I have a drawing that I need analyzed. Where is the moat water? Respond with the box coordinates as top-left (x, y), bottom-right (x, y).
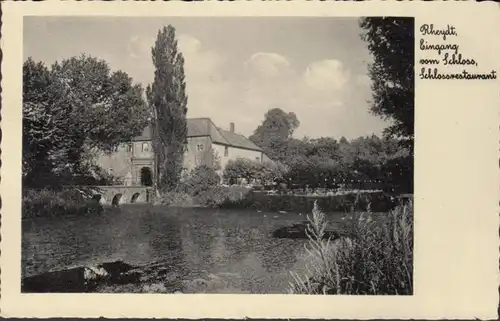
top-left (22, 205), bottom-right (351, 293)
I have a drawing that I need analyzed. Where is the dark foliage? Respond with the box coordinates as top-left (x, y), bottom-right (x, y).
top-left (23, 56), bottom-right (148, 188)
top-left (147, 25), bottom-right (188, 192)
top-left (359, 17), bottom-right (414, 150)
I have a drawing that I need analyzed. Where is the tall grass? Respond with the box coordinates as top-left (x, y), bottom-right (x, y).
top-left (289, 200), bottom-right (413, 295)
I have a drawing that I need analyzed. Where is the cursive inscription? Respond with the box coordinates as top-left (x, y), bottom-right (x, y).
top-left (418, 24), bottom-right (497, 80)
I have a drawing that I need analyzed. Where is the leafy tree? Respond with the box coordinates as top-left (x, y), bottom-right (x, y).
top-left (308, 137), bottom-right (340, 160)
top-left (249, 108), bottom-right (300, 162)
top-left (23, 56), bottom-right (149, 188)
top-left (23, 58), bottom-right (59, 185)
top-left (223, 158), bottom-right (286, 185)
top-left (223, 158), bottom-right (259, 184)
top-left (258, 160), bottom-right (288, 184)
top-left (181, 165), bottom-right (220, 196)
top-left (358, 17), bottom-right (414, 193)
top-left (147, 25), bottom-right (188, 192)
top-left (359, 17), bottom-right (414, 150)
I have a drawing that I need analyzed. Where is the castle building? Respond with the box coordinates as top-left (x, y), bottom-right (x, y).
top-left (94, 118), bottom-right (268, 186)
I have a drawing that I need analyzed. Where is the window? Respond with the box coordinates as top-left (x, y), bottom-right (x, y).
top-left (224, 146), bottom-right (229, 157)
top-left (255, 156), bottom-right (260, 162)
top-left (142, 142), bottom-right (149, 152)
top-left (127, 144), bottom-right (133, 152)
top-left (197, 144), bottom-right (204, 151)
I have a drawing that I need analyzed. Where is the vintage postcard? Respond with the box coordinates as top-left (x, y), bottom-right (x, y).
top-left (1, 0), bottom-right (498, 319)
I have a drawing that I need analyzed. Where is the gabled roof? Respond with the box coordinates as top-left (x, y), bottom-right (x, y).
top-left (217, 128), bottom-right (263, 152)
top-left (132, 118), bottom-right (263, 152)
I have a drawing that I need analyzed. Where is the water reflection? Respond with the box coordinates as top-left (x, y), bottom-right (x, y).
top-left (22, 205), bottom-right (323, 293)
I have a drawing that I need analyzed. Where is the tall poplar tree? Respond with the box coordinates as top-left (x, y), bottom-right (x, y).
top-left (147, 25), bottom-right (188, 192)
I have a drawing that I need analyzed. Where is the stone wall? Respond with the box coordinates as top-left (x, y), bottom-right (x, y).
top-left (183, 136), bottom-right (213, 172)
top-left (94, 144), bottom-right (134, 185)
top-left (133, 141), bottom-right (154, 159)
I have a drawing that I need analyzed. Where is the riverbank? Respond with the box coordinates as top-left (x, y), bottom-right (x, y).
top-left (158, 185), bottom-right (403, 213)
top-left (23, 185), bottom-right (405, 219)
top-left (22, 259), bottom-right (266, 293)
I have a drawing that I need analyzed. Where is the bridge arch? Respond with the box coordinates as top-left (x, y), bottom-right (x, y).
top-left (89, 186), bottom-right (152, 205)
top-left (112, 193), bottom-right (123, 206)
top-left (130, 193), bottom-right (140, 203)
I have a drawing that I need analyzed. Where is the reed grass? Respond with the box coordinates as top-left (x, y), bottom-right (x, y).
top-left (289, 199), bottom-right (413, 295)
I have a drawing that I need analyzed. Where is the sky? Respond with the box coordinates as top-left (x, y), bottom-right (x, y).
top-left (24, 16), bottom-right (389, 139)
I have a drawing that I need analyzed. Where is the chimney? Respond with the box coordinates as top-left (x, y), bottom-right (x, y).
top-left (230, 122), bottom-right (235, 133)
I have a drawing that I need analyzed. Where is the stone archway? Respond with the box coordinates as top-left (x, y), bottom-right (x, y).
top-left (130, 193), bottom-right (140, 203)
top-left (112, 194), bottom-right (123, 206)
top-left (140, 167), bottom-right (153, 187)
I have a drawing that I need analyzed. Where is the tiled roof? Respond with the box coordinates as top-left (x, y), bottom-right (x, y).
top-left (132, 118), bottom-right (263, 152)
top-left (217, 129), bottom-right (263, 152)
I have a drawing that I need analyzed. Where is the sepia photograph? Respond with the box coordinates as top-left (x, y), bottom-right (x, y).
top-left (1, 0), bottom-right (498, 318)
top-left (20, 16), bottom-right (415, 295)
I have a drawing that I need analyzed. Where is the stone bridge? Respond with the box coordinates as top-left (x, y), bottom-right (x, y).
top-left (88, 186), bottom-right (155, 205)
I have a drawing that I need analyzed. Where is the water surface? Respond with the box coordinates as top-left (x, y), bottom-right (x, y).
top-left (22, 205), bottom-right (350, 293)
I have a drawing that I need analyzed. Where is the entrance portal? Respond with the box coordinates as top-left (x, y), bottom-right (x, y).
top-left (140, 167), bottom-right (153, 186)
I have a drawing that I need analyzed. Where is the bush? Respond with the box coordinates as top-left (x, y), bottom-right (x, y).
top-left (216, 191), bottom-right (395, 213)
top-left (180, 165), bottom-right (219, 196)
top-left (155, 191), bottom-right (194, 207)
top-left (194, 185), bottom-right (251, 208)
top-left (22, 188), bottom-right (103, 219)
top-left (289, 200), bottom-right (413, 295)
top-left (193, 185), bottom-right (227, 207)
top-left (223, 158), bottom-right (287, 185)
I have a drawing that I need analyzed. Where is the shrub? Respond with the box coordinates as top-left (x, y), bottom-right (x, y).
top-left (223, 158), bottom-right (287, 185)
top-left (180, 165), bottom-right (220, 196)
top-left (194, 185), bottom-right (252, 208)
top-left (22, 188), bottom-right (103, 219)
top-left (289, 200), bottom-right (413, 295)
top-left (194, 185), bottom-right (227, 207)
top-left (155, 191), bottom-right (194, 207)
top-left (216, 191), bottom-right (394, 213)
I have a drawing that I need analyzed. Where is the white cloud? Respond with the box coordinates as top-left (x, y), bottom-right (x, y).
top-left (178, 35), bottom-right (221, 77)
top-left (177, 34), bottom-right (225, 82)
top-left (303, 59), bottom-right (349, 91)
top-left (244, 52), bottom-right (293, 78)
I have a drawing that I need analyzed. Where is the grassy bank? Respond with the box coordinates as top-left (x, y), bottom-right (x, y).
top-left (289, 200), bottom-right (413, 295)
top-left (158, 185), bottom-right (401, 213)
top-left (23, 189), bottom-right (103, 219)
